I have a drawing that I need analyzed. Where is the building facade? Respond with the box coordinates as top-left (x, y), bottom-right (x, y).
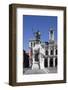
top-left (29, 28), bottom-right (57, 69)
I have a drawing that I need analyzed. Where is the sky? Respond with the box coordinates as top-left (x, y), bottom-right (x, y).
top-left (23, 15), bottom-right (57, 52)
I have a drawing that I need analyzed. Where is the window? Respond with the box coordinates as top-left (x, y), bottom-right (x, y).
top-left (56, 49), bottom-right (57, 55)
top-left (46, 50), bottom-right (48, 55)
top-left (50, 50), bottom-right (53, 55)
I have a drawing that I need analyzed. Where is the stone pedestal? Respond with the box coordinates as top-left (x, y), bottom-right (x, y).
top-left (32, 63), bottom-right (40, 69)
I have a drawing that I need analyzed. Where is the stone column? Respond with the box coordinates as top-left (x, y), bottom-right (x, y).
top-left (48, 57), bottom-right (50, 67)
top-left (53, 46), bottom-right (56, 67)
top-left (53, 58), bottom-right (55, 67)
top-left (32, 49), bottom-right (35, 69)
top-left (54, 46), bottom-right (56, 56)
top-left (48, 46), bottom-right (50, 68)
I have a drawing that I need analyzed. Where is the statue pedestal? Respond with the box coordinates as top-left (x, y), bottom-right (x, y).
top-left (32, 63), bottom-right (40, 69)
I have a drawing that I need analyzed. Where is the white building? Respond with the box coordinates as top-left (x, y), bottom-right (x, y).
top-left (29, 28), bottom-right (57, 69)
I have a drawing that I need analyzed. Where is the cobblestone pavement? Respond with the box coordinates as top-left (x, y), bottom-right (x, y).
top-left (23, 67), bottom-right (57, 75)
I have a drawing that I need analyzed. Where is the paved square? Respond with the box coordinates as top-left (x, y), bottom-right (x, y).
top-left (23, 67), bottom-right (57, 75)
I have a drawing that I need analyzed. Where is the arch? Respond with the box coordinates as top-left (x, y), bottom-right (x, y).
top-left (55, 57), bottom-right (57, 67)
top-left (56, 49), bottom-right (57, 55)
top-left (34, 49), bottom-right (39, 62)
top-left (44, 58), bottom-right (48, 67)
top-left (50, 58), bottom-right (53, 67)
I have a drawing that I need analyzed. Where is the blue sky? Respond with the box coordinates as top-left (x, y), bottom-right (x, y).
top-left (23, 15), bottom-right (57, 52)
